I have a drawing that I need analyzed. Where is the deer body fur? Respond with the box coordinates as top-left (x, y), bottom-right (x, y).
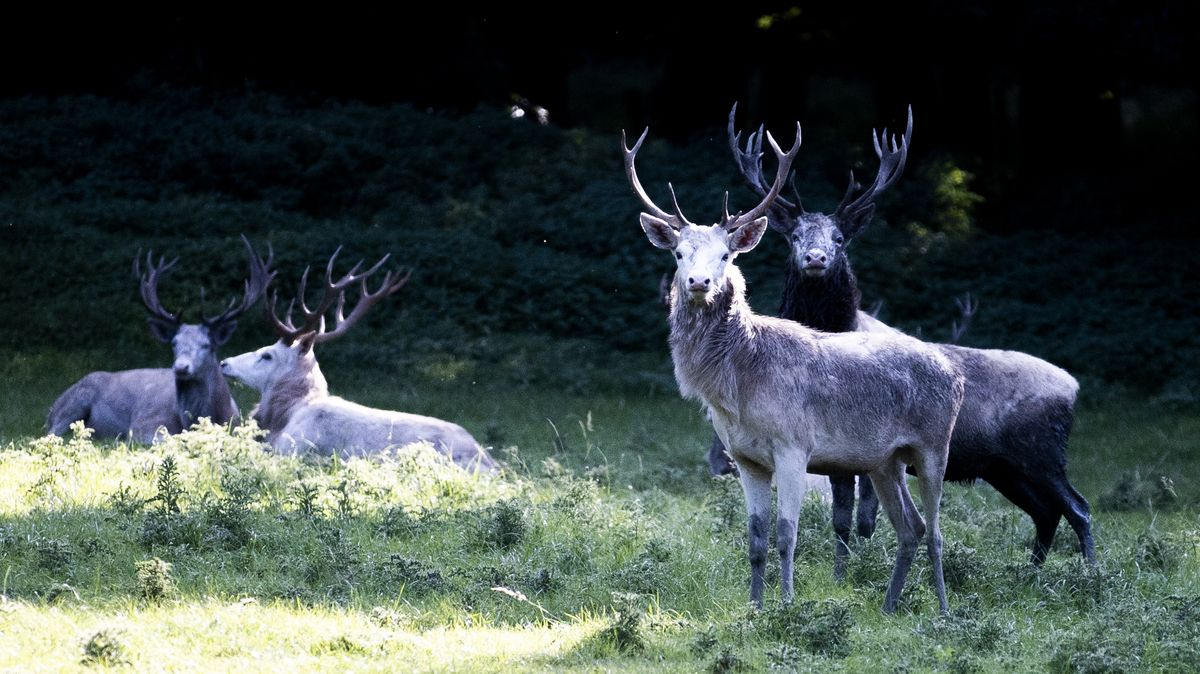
top-left (625, 124), bottom-right (964, 613)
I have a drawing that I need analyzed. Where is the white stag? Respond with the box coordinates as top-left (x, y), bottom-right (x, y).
top-left (46, 237), bottom-right (273, 443)
top-left (220, 249), bottom-right (495, 472)
top-left (624, 124), bottom-right (965, 613)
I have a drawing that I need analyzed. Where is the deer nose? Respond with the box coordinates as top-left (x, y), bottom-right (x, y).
top-left (173, 359), bottom-right (193, 377)
top-left (803, 249), bottom-right (828, 267)
top-left (687, 276), bottom-right (711, 292)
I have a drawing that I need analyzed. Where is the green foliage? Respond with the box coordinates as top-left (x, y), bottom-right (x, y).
top-left (1099, 470), bottom-right (1178, 512)
top-left (134, 557), bottom-right (175, 602)
top-left (80, 628), bottom-right (130, 667)
top-left (0, 85), bottom-right (1192, 402)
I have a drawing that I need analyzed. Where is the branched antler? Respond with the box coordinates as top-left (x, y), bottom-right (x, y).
top-left (728, 102), bottom-right (801, 216)
top-left (835, 105), bottom-right (913, 235)
top-left (134, 251), bottom-right (182, 325)
top-left (202, 235), bottom-right (276, 327)
top-left (269, 247), bottom-right (411, 346)
top-left (950, 292), bottom-right (979, 344)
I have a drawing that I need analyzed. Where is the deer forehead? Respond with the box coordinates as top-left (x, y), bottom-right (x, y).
top-left (793, 214), bottom-right (842, 242)
top-left (173, 324), bottom-right (213, 351)
top-left (676, 225), bottom-right (732, 254)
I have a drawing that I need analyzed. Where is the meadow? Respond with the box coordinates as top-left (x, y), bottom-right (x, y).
top-left (1, 85), bottom-right (1197, 672)
top-left (1, 349), bottom-right (1198, 673)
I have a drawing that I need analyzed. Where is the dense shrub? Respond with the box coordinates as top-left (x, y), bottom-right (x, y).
top-left (0, 82), bottom-right (1194, 393)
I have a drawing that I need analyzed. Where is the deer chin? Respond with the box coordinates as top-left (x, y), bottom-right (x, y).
top-left (801, 265), bottom-right (828, 278)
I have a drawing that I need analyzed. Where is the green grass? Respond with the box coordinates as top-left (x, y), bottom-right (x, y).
top-left (2, 349), bottom-right (1198, 672)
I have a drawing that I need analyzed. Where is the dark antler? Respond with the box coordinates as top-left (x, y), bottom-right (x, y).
top-left (622, 128), bottom-right (697, 230)
top-left (720, 121), bottom-right (802, 231)
top-left (728, 102), bottom-right (802, 216)
top-left (949, 292), bottom-right (978, 344)
top-left (202, 235), bottom-right (276, 326)
top-left (134, 251), bottom-right (182, 325)
top-left (835, 105), bottom-right (913, 235)
top-left (268, 247), bottom-right (410, 346)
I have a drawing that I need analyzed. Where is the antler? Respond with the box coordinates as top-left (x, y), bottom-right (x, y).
top-left (622, 128), bottom-right (698, 230)
top-left (202, 235), bottom-right (276, 326)
top-left (728, 102), bottom-right (802, 216)
top-left (835, 105), bottom-right (913, 232)
top-left (720, 120), bottom-right (802, 231)
top-left (268, 247), bottom-right (411, 346)
top-left (134, 251), bottom-right (182, 325)
top-left (949, 292), bottom-right (979, 344)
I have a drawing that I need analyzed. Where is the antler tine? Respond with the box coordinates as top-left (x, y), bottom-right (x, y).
top-left (203, 235), bottom-right (277, 326)
top-left (622, 128), bottom-right (687, 230)
top-left (949, 291), bottom-right (979, 344)
top-left (725, 122), bottom-right (802, 231)
top-left (266, 291), bottom-right (309, 345)
top-left (135, 249), bottom-right (182, 324)
top-left (312, 255), bottom-right (410, 345)
top-left (727, 103), bottom-right (798, 214)
top-left (666, 183), bottom-right (697, 227)
top-left (837, 105), bottom-right (914, 220)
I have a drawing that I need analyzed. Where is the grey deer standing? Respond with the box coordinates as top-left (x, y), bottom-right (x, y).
top-left (47, 237), bottom-right (274, 443)
top-left (219, 248), bottom-right (496, 472)
top-left (725, 105), bottom-right (1094, 570)
top-left (624, 123), bottom-right (965, 613)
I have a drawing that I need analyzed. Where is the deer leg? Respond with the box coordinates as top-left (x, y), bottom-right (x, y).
top-left (986, 472), bottom-right (1059, 565)
top-left (738, 460), bottom-right (774, 608)
top-left (912, 453), bottom-right (949, 615)
top-left (830, 475), bottom-right (856, 581)
top-left (869, 461), bottom-right (924, 614)
top-left (774, 453), bottom-right (808, 604)
top-left (708, 431), bottom-right (738, 476)
top-left (856, 474), bottom-right (880, 539)
top-left (1048, 474), bottom-right (1095, 563)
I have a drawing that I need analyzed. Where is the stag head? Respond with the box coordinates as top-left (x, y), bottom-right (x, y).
top-left (220, 247), bottom-right (410, 393)
top-left (729, 104), bottom-right (912, 278)
top-left (624, 121), bottom-right (801, 304)
top-left (134, 236), bottom-right (274, 380)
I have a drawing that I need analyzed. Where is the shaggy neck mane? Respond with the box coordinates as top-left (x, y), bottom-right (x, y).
top-left (778, 254), bottom-right (861, 333)
top-left (252, 355), bottom-right (328, 436)
top-left (668, 266), bottom-right (763, 416)
top-left (175, 363), bottom-right (234, 427)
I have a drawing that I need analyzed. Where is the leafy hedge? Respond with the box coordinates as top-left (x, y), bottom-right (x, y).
top-left (0, 81), bottom-right (1194, 395)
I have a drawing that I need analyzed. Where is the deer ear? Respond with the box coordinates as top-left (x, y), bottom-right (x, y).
top-left (209, 320), bottom-right (237, 346)
top-left (766, 213), bottom-right (796, 236)
top-left (842, 204), bottom-right (876, 238)
top-left (296, 331), bottom-right (318, 355)
top-left (729, 217), bottom-right (769, 253)
top-left (147, 318), bottom-right (178, 343)
top-left (640, 213), bottom-right (680, 250)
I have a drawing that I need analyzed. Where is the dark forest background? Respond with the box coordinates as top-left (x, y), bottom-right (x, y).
top-left (0, 2), bottom-right (1196, 405)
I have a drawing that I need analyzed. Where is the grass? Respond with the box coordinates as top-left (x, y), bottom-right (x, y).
top-left (1, 347), bottom-right (1198, 672)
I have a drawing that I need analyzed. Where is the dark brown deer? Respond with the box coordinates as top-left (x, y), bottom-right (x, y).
top-left (722, 106), bottom-right (1093, 573)
top-left (625, 123), bottom-right (964, 613)
top-left (220, 248), bottom-right (496, 472)
top-left (47, 236), bottom-right (274, 443)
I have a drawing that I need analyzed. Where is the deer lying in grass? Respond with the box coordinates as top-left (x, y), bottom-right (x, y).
top-left (722, 106), bottom-right (1093, 572)
top-left (219, 248), bottom-right (496, 472)
top-left (46, 236), bottom-right (273, 443)
top-left (624, 123), bottom-right (964, 612)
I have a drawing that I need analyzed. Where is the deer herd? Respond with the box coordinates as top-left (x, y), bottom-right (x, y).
top-left (45, 105), bottom-right (1092, 615)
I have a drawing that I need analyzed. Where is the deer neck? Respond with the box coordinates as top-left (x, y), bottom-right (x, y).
top-left (778, 256), bottom-right (861, 333)
top-left (252, 355), bottom-right (329, 435)
top-left (667, 265), bottom-right (757, 416)
top-left (174, 358), bottom-right (236, 429)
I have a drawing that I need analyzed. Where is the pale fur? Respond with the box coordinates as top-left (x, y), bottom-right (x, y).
top-left (221, 340), bottom-right (495, 472)
top-left (644, 214), bottom-right (964, 613)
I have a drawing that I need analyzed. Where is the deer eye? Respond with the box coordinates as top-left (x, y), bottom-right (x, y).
top-left (722, 254), bottom-right (729, 261)
top-left (675, 252), bottom-right (682, 260)
top-left (260, 353), bottom-right (273, 361)
top-left (834, 235), bottom-right (844, 245)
